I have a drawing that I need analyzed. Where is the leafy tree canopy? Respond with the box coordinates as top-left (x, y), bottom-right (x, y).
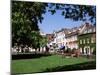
top-left (12, 1), bottom-right (96, 47)
top-left (47, 3), bottom-right (96, 25)
top-left (12, 1), bottom-right (47, 47)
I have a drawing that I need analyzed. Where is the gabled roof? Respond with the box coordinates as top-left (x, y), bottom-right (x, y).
top-left (79, 22), bottom-right (96, 35)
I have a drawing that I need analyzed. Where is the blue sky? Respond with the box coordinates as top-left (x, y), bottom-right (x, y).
top-left (38, 9), bottom-right (90, 34)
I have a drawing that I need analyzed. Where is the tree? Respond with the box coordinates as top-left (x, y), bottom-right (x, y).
top-left (40, 36), bottom-right (48, 47)
top-left (12, 1), bottom-right (96, 47)
top-left (47, 3), bottom-right (96, 25)
top-left (12, 1), bottom-right (47, 47)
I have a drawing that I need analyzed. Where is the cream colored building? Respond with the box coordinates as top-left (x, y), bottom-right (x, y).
top-left (66, 31), bottom-right (79, 49)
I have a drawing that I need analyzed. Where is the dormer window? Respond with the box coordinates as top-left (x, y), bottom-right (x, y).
top-left (88, 29), bottom-right (92, 33)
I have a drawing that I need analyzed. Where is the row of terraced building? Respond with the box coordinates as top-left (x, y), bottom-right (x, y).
top-left (47, 22), bottom-right (96, 55)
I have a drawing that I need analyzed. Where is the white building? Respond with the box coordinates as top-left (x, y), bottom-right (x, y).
top-left (53, 29), bottom-right (70, 48)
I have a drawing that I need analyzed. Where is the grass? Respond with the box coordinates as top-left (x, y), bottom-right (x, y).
top-left (12, 54), bottom-right (96, 74)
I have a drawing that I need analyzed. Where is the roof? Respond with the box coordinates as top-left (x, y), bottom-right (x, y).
top-left (55, 28), bottom-right (71, 33)
top-left (79, 23), bottom-right (96, 35)
top-left (65, 30), bottom-right (79, 38)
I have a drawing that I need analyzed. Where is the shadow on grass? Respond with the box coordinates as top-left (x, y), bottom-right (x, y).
top-left (11, 61), bottom-right (96, 75)
top-left (12, 53), bottom-right (52, 60)
top-left (43, 61), bottom-right (96, 72)
top-left (11, 60), bottom-right (96, 75)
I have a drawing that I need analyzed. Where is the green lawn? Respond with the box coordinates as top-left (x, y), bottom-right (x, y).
top-left (12, 55), bottom-right (96, 74)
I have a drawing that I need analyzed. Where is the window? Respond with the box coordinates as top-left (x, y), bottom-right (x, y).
top-left (87, 39), bottom-right (89, 44)
top-left (91, 47), bottom-right (94, 53)
top-left (88, 29), bottom-right (92, 33)
top-left (83, 39), bottom-right (85, 44)
top-left (80, 40), bottom-right (82, 44)
top-left (91, 37), bottom-right (96, 43)
top-left (91, 38), bottom-right (93, 43)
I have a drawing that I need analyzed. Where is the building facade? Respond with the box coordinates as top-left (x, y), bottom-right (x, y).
top-left (53, 28), bottom-right (71, 48)
top-left (47, 22), bottom-right (96, 55)
top-left (78, 23), bottom-right (96, 55)
top-left (66, 31), bottom-right (79, 50)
